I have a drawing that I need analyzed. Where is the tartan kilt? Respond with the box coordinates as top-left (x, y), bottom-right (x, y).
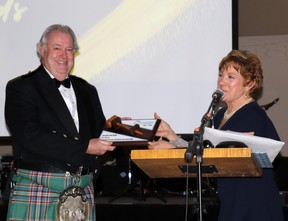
top-left (6, 169), bottom-right (96, 221)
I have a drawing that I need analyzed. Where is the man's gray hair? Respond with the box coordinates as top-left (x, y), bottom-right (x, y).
top-left (36, 24), bottom-right (79, 60)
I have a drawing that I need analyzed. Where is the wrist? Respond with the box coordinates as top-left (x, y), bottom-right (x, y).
top-left (169, 136), bottom-right (188, 148)
top-left (167, 132), bottom-right (178, 141)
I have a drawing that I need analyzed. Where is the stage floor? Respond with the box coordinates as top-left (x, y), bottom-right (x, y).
top-left (95, 194), bottom-right (219, 221)
top-left (1, 194), bottom-right (288, 221)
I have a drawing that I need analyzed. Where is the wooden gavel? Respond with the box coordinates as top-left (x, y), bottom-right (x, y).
top-left (105, 115), bottom-right (143, 136)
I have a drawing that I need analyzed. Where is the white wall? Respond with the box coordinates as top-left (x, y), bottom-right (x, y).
top-left (239, 35), bottom-right (288, 156)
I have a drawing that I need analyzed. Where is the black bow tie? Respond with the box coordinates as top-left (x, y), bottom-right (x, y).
top-left (54, 78), bottom-right (71, 88)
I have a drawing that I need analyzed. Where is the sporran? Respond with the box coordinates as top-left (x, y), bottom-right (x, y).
top-left (56, 167), bottom-right (90, 221)
top-left (57, 186), bottom-right (88, 221)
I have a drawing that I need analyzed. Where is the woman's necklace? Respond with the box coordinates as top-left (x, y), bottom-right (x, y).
top-left (223, 98), bottom-right (254, 120)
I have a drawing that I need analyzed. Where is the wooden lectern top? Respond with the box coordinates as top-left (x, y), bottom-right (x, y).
top-left (131, 148), bottom-right (262, 178)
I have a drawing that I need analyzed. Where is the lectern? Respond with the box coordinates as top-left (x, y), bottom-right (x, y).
top-left (131, 148), bottom-right (262, 178)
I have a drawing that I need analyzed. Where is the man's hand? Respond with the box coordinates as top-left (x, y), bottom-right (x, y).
top-left (86, 138), bottom-right (116, 155)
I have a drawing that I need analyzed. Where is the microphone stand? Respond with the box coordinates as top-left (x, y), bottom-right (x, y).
top-left (184, 98), bottom-right (219, 221)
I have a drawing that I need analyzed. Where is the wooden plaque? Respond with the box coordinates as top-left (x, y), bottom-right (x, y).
top-left (100, 116), bottom-right (161, 146)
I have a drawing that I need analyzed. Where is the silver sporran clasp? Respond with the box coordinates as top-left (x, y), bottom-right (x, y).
top-left (57, 186), bottom-right (88, 221)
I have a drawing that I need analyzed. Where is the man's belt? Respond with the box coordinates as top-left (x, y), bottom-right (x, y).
top-left (15, 160), bottom-right (91, 175)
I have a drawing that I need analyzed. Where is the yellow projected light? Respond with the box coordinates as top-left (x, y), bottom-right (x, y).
top-left (73, 0), bottom-right (194, 80)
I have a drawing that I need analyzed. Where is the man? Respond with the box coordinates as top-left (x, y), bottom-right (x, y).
top-left (5, 24), bottom-right (115, 220)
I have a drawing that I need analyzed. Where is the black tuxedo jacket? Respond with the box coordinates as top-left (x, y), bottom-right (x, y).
top-left (5, 65), bottom-right (106, 170)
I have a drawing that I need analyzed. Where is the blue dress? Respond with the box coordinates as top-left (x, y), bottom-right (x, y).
top-left (213, 101), bottom-right (284, 221)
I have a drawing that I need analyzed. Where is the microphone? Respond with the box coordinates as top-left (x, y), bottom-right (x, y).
top-left (184, 89), bottom-right (224, 163)
top-left (204, 89), bottom-right (224, 122)
top-left (207, 89), bottom-right (224, 114)
top-left (212, 89), bottom-right (224, 103)
top-left (261, 98), bottom-right (279, 110)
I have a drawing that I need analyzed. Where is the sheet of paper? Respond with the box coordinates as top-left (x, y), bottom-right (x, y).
top-left (100, 130), bottom-right (147, 142)
top-left (203, 127), bottom-right (284, 162)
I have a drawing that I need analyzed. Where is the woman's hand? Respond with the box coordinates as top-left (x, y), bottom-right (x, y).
top-left (154, 113), bottom-right (178, 141)
top-left (148, 138), bottom-right (176, 149)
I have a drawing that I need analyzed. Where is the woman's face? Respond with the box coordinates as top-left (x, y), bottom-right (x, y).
top-left (217, 65), bottom-right (250, 104)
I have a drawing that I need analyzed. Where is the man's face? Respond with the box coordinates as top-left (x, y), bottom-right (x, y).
top-left (40, 31), bottom-right (75, 80)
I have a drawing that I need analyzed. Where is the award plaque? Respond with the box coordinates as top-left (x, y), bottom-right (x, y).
top-left (100, 115), bottom-right (161, 146)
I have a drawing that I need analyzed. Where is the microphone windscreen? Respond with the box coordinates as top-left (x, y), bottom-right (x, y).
top-left (212, 89), bottom-right (224, 101)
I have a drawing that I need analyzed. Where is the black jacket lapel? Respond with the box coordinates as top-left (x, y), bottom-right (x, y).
top-left (37, 67), bottom-right (79, 137)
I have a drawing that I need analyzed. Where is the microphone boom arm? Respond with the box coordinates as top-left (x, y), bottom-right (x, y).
top-left (184, 89), bottom-right (223, 163)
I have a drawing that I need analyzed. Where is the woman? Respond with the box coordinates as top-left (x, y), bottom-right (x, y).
top-left (149, 50), bottom-right (284, 221)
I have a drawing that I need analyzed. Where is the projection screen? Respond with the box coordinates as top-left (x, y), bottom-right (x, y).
top-left (0, 0), bottom-right (235, 136)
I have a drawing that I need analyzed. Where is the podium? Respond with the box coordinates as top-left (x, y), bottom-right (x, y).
top-left (131, 148), bottom-right (262, 178)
